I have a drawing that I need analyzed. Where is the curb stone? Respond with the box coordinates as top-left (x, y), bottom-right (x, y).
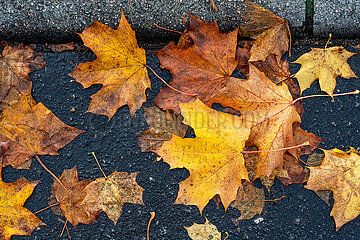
top-left (314, 0), bottom-right (360, 38)
top-left (0, 0), bottom-right (305, 44)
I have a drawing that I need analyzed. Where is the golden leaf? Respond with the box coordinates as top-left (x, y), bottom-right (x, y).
top-left (305, 148), bottom-right (360, 230)
top-left (294, 46), bottom-right (357, 96)
top-left (70, 12), bottom-right (151, 119)
top-left (153, 99), bottom-right (250, 212)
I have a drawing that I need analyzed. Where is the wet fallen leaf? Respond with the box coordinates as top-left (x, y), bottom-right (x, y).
top-left (81, 171), bottom-right (144, 225)
top-left (239, 0), bottom-right (290, 62)
top-left (185, 218), bottom-right (221, 240)
top-left (137, 106), bottom-right (188, 152)
top-left (305, 151), bottom-right (331, 205)
top-left (70, 12), bottom-right (151, 119)
top-left (51, 166), bottom-right (99, 226)
top-left (305, 148), bottom-right (360, 230)
top-left (150, 99), bottom-right (250, 212)
top-left (294, 46), bottom-right (357, 96)
top-left (211, 65), bottom-right (301, 178)
top-left (0, 166), bottom-right (44, 240)
top-left (0, 92), bottom-right (84, 168)
top-left (230, 182), bottom-right (265, 220)
top-left (0, 44), bottom-right (46, 103)
top-left (153, 14), bottom-right (238, 114)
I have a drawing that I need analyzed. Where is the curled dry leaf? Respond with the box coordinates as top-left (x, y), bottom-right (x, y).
top-left (0, 44), bottom-right (46, 103)
top-left (0, 166), bottom-right (44, 240)
top-left (185, 218), bottom-right (221, 240)
top-left (70, 12), bottom-right (151, 119)
top-left (294, 46), bottom-right (357, 96)
top-left (305, 148), bottom-right (360, 230)
top-left (153, 14), bottom-right (238, 114)
top-left (239, 0), bottom-right (290, 62)
top-left (51, 166), bottom-right (99, 226)
top-left (230, 182), bottom-right (265, 221)
top-left (81, 171), bottom-right (144, 225)
top-left (151, 99), bottom-right (250, 212)
top-left (0, 92), bottom-right (84, 168)
top-left (137, 106), bottom-right (188, 152)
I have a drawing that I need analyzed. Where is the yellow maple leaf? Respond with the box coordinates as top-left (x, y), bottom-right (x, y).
top-left (294, 46), bottom-right (357, 96)
top-left (81, 171), bottom-right (144, 225)
top-left (0, 166), bottom-right (44, 240)
top-left (305, 148), bottom-right (360, 230)
top-left (185, 218), bottom-right (221, 240)
top-left (70, 12), bottom-right (151, 119)
top-left (154, 98), bottom-right (250, 212)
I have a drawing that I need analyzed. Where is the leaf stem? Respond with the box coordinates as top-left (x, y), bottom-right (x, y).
top-left (35, 155), bottom-right (69, 195)
top-left (153, 23), bottom-right (182, 34)
top-left (91, 152), bottom-right (107, 178)
top-left (263, 195), bottom-right (285, 202)
top-left (147, 212), bottom-right (155, 240)
top-left (292, 90), bottom-right (359, 105)
top-left (325, 33), bottom-right (332, 49)
top-left (145, 64), bottom-right (198, 97)
top-left (34, 202), bottom-right (60, 215)
top-left (242, 142), bottom-right (309, 154)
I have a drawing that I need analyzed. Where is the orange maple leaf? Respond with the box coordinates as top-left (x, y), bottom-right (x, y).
top-left (151, 99), bottom-right (250, 212)
top-left (0, 44), bottom-right (46, 103)
top-left (70, 12), bottom-right (151, 119)
top-left (305, 148), bottom-right (360, 230)
top-left (210, 65), bottom-right (301, 178)
top-left (0, 166), bottom-right (44, 240)
top-left (50, 166), bottom-right (99, 226)
top-left (0, 92), bottom-right (84, 168)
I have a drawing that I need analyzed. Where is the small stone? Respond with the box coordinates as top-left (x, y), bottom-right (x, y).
top-left (70, 107), bottom-right (76, 112)
top-left (254, 217), bottom-right (264, 224)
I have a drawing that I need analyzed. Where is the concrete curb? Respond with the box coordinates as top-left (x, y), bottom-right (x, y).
top-left (0, 0), bottom-right (306, 44)
top-left (314, 1), bottom-right (360, 38)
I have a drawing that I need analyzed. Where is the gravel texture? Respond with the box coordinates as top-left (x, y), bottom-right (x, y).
top-left (0, 0), bottom-right (305, 44)
top-left (314, 0), bottom-right (360, 37)
top-left (3, 42), bottom-right (360, 239)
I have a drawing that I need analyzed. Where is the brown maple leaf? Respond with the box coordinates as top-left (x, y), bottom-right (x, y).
top-left (230, 182), bottom-right (265, 221)
top-left (70, 12), bottom-right (151, 119)
top-left (0, 44), bottom-right (46, 103)
top-left (305, 148), bottom-right (360, 230)
top-left (0, 166), bottom-right (44, 240)
top-left (294, 46), bottom-right (357, 96)
top-left (153, 14), bottom-right (238, 114)
top-left (0, 92), bottom-right (84, 168)
top-left (150, 99), bottom-right (250, 212)
top-left (239, 0), bottom-right (290, 62)
top-left (137, 106), bottom-right (188, 152)
top-left (81, 171), bottom-right (144, 225)
top-left (50, 166), bottom-right (99, 226)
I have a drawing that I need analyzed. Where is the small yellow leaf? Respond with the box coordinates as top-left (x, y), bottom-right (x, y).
top-left (185, 218), bottom-right (221, 240)
top-left (294, 46), bottom-right (357, 96)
